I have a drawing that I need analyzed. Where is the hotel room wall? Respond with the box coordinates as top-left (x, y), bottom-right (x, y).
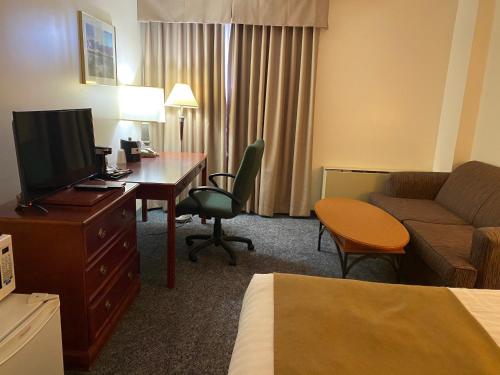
top-left (0, 0), bottom-right (142, 204)
top-left (471, 1), bottom-right (500, 166)
top-left (433, 0), bottom-right (479, 172)
top-left (311, 0), bottom-right (459, 204)
top-left (452, 0), bottom-right (495, 167)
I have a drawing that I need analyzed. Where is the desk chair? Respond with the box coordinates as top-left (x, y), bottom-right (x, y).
top-left (176, 139), bottom-right (265, 265)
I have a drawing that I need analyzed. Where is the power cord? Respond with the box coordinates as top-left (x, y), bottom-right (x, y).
top-left (146, 214), bottom-right (194, 236)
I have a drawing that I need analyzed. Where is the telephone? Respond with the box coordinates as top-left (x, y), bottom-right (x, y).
top-left (140, 147), bottom-right (159, 158)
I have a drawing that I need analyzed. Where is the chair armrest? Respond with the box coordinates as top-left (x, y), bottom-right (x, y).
top-left (209, 173), bottom-right (236, 188)
top-left (470, 227), bottom-right (500, 289)
top-left (384, 172), bottom-right (450, 199)
top-left (189, 186), bottom-right (242, 215)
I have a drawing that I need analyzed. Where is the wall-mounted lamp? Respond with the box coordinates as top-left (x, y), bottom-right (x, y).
top-left (165, 83), bottom-right (198, 141)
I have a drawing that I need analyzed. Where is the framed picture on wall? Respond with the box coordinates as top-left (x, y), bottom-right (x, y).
top-left (78, 11), bottom-right (117, 86)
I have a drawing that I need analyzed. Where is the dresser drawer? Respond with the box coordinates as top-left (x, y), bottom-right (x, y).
top-left (88, 252), bottom-right (139, 341)
top-left (85, 197), bottom-right (136, 259)
top-left (86, 224), bottom-right (137, 301)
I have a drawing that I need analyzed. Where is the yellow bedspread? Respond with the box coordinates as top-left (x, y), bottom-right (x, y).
top-left (274, 273), bottom-right (500, 375)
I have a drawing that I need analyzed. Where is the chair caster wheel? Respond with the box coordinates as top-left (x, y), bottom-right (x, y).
top-left (248, 244), bottom-right (255, 251)
top-left (189, 254), bottom-right (197, 262)
top-left (186, 239), bottom-right (194, 246)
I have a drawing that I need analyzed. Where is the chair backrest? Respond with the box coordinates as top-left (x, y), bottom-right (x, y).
top-left (231, 139), bottom-right (265, 212)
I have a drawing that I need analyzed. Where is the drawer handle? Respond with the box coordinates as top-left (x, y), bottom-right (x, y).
top-left (105, 300), bottom-right (112, 311)
top-left (100, 265), bottom-right (108, 276)
top-left (127, 271), bottom-right (134, 280)
top-left (97, 228), bottom-right (107, 240)
top-left (123, 241), bottom-right (129, 249)
top-left (121, 209), bottom-right (128, 219)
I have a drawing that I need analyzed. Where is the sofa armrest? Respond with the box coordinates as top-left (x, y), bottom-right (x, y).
top-left (470, 227), bottom-right (500, 289)
top-left (384, 172), bottom-right (450, 199)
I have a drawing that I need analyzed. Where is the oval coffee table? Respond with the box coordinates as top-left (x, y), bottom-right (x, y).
top-left (315, 198), bottom-right (410, 279)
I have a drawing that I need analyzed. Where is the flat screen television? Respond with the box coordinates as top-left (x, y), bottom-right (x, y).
top-left (12, 108), bottom-right (97, 205)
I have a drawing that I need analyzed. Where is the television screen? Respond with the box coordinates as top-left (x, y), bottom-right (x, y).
top-left (12, 109), bottom-right (97, 205)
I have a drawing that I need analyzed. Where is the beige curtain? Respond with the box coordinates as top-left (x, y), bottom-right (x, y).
top-left (138, 0), bottom-right (232, 23)
top-left (228, 24), bottom-right (319, 217)
top-left (231, 0), bottom-right (329, 27)
top-left (141, 22), bottom-right (226, 184)
top-left (137, 0), bottom-right (329, 28)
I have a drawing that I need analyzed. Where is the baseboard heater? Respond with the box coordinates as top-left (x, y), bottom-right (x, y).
top-left (321, 167), bottom-right (391, 201)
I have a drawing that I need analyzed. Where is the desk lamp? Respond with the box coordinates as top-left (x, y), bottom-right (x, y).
top-left (165, 83), bottom-right (198, 141)
top-left (119, 85), bottom-right (165, 156)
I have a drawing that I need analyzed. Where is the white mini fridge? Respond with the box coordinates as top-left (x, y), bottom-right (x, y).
top-left (0, 294), bottom-right (64, 375)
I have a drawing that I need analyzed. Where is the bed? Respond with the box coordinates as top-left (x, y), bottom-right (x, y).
top-left (228, 274), bottom-right (500, 374)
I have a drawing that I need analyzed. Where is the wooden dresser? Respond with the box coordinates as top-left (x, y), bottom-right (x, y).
top-left (0, 183), bottom-right (140, 369)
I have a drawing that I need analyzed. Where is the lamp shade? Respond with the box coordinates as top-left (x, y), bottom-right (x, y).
top-left (119, 86), bottom-right (166, 122)
top-left (165, 83), bottom-right (198, 108)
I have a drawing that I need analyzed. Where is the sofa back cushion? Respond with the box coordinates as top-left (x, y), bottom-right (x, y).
top-left (436, 161), bottom-right (500, 224)
top-left (473, 191), bottom-right (500, 227)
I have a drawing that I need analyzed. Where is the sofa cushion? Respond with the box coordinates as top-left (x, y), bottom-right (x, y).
top-left (473, 190), bottom-right (500, 228)
top-left (369, 192), bottom-right (467, 225)
top-left (383, 172), bottom-right (449, 200)
top-left (436, 161), bottom-right (500, 224)
top-left (404, 221), bottom-right (477, 287)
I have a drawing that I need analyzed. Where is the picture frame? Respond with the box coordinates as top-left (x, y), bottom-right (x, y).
top-left (78, 11), bottom-right (117, 86)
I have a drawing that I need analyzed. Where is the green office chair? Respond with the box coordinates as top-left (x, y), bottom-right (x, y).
top-left (176, 139), bottom-right (265, 265)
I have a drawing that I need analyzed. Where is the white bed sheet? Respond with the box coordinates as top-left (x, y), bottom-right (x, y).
top-left (228, 274), bottom-right (274, 375)
top-left (228, 274), bottom-right (500, 375)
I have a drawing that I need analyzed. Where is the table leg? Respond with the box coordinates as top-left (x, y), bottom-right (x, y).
top-left (167, 188), bottom-right (176, 288)
top-left (331, 234), bottom-right (348, 278)
top-left (141, 199), bottom-right (148, 222)
top-left (317, 223), bottom-right (325, 251)
top-left (201, 162), bottom-right (207, 224)
top-left (339, 252), bottom-right (348, 279)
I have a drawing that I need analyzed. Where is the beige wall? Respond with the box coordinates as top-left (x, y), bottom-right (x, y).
top-left (0, 0), bottom-right (142, 204)
top-left (453, 0), bottom-right (495, 167)
top-left (433, 0), bottom-right (478, 172)
top-left (471, 0), bottom-right (500, 165)
top-left (311, 0), bottom-right (459, 203)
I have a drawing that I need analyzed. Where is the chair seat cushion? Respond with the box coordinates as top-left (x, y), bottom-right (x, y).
top-left (404, 220), bottom-right (477, 287)
top-left (369, 192), bottom-right (467, 225)
top-left (176, 191), bottom-right (235, 219)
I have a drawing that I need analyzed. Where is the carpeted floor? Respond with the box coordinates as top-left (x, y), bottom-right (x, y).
top-left (67, 211), bottom-right (395, 375)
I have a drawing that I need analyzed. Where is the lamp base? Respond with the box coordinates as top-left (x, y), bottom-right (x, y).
top-left (179, 116), bottom-right (185, 142)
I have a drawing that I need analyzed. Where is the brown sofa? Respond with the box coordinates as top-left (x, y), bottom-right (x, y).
top-left (369, 161), bottom-right (500, 289)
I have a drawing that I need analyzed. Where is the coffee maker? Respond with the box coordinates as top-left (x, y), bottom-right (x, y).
top-left (120, 138), bottom-right (141, 163)
top-left (95, 146), bottom-right (112, 177)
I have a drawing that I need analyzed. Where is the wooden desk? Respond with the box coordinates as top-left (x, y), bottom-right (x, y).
top-left (120, 152), bottom-right (207, 288)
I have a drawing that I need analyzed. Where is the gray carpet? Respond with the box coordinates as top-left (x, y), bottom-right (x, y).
top-left (67, 211), bottom-right (395, 375)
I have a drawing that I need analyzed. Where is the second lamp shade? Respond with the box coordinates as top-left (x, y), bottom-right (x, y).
top-left (165, 83), bottom-right (198, 108)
